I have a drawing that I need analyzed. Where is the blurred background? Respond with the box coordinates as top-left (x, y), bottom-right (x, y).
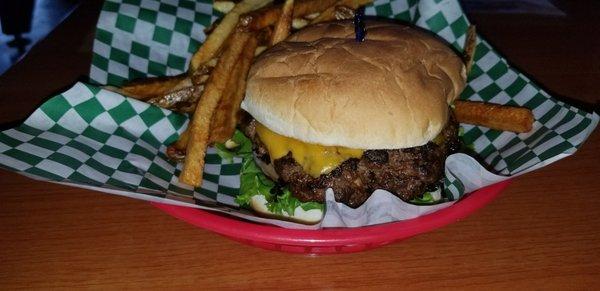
top-left (0, 0), bottom-right (83, 75)
top-left (0, 0), bottom-right (590, 76)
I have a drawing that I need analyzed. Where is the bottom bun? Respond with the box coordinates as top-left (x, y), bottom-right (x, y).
top-left (249, 195), bottom-right (324, 224)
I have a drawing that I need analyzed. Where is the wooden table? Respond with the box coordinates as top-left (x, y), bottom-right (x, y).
top-left (1, 1), bottom-right (599, 289)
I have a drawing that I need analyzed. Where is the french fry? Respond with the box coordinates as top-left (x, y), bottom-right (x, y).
top-left (463, 25), bottom-right (477, 75)
top-left (166, 145), bottom-right (186, 162)
top-left (102, 85), bottom-right (123, 94)
top-left (189, 59), bottom-right (216, 86)
top-left (209, 64), bottom-right (246, 143)
top-left (241, 0), bottom-right (337, 31)
top-left (164, 72), bottom-right (215, 154)
top-left (316, 0), bottom-right (371, 23)
top-left (189, 0), bottom-right (272, 72)
top-left (203, 19), bottom-right (219, 35)
top-left (241, 0), bottom-right (372, 30)
top-left (211, 32), bottom-right (259, 142)
top-left (344, 0), bottom-right (374, 8)
top-left (119, 74), bottom-right (188, 100)
top-left (213, 1), bottom-right (235, 14)
top-left (270, 0), bottom-right (295, 45)
top-left (180, 30), bottom-right (253, 186)
top-left (256, 25), bottom-right (273, 46)
top-left (309, 5), bottom-right (339, 24)
top-left (292, 17), bottom-right (309, 29)
top-left (147, 86), bottom-right (196, 108)
top-left (191, 73), bottom-right (210, 85)
top-left (255, 45), bottom-right (267, 56)
top-left (166, 128), bottom-right (190, 161)
top-left (173, 129), bottom-right (190, 151)
top-left (147, 85), bottom-right (204, 113)
top-left (310, 1), bottom-right (358, 24)
top-left (171, 33), bottom-right (262, 154)
top-left (304, 12), bottom-right (321, 19)
top-left (453, 100), bottom-right (534, 133)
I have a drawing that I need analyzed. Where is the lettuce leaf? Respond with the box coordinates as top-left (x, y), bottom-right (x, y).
top-left (410, 187), bottom-right (443, 205)
top-left (215, 130), bottom-right (324, 216)
top-left (214, 143), bottom-right (234, 163)
top-left (410, 192), bottom-right (436, 204)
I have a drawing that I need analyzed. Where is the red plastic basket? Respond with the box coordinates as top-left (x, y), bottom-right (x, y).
top-left (152, 180), bottom-right (510, 254)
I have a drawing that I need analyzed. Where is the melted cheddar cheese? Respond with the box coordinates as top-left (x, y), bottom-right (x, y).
top-left (255, 123), bottom-right (363, 177)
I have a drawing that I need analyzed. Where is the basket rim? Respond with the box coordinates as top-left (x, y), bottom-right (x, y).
top-left (152, 180), bottom-right (510, 247)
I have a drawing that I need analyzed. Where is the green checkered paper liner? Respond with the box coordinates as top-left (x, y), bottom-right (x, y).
top-left (0, 0), bottom-right (597, 228)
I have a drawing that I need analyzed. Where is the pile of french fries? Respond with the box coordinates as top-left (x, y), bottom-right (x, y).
top-left (112, 0), bottom-right (534, 188)
top-left (114, 0), bottom-right (374, 187)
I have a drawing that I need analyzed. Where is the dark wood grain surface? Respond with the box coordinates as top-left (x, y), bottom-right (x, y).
top-left (1, 1), bottom-right (599, 289)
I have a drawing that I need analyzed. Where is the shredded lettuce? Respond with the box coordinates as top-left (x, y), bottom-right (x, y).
top-left (410, 192), bottom-right (436, 204)
top-left (214, 130), bottom-right (324, 216)
top-left (214, 143), bottom-right (235, 163)
top-left (267, 188), bottom-right (300, 217)
top-left (457, 126), bottom-right (476, 151)
top-left (410, 188), bottom-right (443, 205)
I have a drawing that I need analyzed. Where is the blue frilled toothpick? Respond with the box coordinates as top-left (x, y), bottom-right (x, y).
top-left (354, 6), bottom-right (366, 42)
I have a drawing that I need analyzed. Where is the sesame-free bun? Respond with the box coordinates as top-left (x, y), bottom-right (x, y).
top-left (243, 20), bottom-right (466, 149)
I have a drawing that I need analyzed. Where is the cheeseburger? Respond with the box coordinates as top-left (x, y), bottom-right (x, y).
top-left (239, 20), bottom-right (466, 220)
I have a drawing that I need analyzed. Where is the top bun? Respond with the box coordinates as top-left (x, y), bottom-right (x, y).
top-left (243, 20), bottom-right (466, 149)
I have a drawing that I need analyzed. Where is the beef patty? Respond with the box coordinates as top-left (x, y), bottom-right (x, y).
top-left (243, 115), bottom-right (460, 208)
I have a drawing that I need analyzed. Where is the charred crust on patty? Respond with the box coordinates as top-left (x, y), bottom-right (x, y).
top-left (242, 116), bottom-right (460, 208)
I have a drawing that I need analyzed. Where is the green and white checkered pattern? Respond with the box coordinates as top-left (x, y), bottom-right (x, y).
top-left (0, 0), bottom-right (597, 211)
top-left (91, 0), bottom-right (221, 85)
top-left (0, 83), bottom-right (242, 206)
